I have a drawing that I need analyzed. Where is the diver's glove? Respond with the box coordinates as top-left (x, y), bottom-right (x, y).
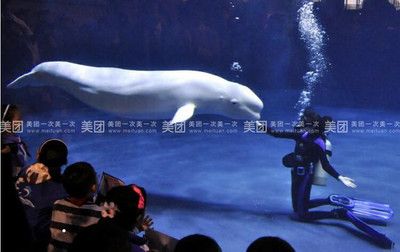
top-left (338, 175), bottom-right (357, 188)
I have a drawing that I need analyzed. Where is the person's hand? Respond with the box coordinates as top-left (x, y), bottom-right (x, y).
top-left (1, 145), bottom-right (11, 154)
top-left (139, 215), bottom-right (154, 232)
top-left (338, 175), bottom-right (357, 188)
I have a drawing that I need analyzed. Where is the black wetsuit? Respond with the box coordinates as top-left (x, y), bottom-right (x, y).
top-left (267, 128), bottom-right (339, 219)
top-left (267, 128), bottom-right (394, 248)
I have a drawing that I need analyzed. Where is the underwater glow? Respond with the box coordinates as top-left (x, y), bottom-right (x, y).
top-left (296, 0), bottom-right (328, 118)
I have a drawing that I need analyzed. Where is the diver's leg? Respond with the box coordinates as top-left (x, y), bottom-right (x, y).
top-left (293, 167), bottom-right (313, 216)
top-left (291, 167), bottom-right (310, 213)
top-left (291, 169), bottom-right (394, 248)
top-left (308, 197), bottom-right (331, 209)
top-left (299, 210), bottom-right (338, 220)
top-left (295, 168), bottom-right (338, 220)
top-left (303, 166), bottom-right (331, 209)
top-left (334, 209), bottom-right (394, 249)
top-left (291, 168), bottom-right (299, 212)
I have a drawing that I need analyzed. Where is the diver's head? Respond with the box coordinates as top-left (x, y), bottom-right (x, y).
top-left (318, 115), bottom-right (333, 136)
top-left (299, 108), bottom-right (333, 137)
top-left (296, 107), bottom-right (320, 131)
top-left (301, 107), bottom-right (319, 125)
top-left (307, 115), bottom-right (333, 137)
top-left (218, 83), bottom-right (263, 120)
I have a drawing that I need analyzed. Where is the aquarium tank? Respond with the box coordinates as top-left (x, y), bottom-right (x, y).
top-left (1, 0), bottom-right (399, 251)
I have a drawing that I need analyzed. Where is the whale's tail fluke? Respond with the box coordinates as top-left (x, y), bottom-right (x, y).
top-left (7, 71), bottom-right (38, 89)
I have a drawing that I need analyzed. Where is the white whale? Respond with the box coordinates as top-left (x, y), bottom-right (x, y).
top-left (8, 61), bottom-right (264, 123)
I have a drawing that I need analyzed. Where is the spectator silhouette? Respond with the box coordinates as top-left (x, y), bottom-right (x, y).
top-left (71, 184), bottom-right (151, 252)
top-left (247, 236), bottom-right (295, 252)
top-left (48, 162), bottom-right (102, 252)
top-left (174, 234), bottom-right (222, 252)
top-left (16, 138), bottom-right (68, 252)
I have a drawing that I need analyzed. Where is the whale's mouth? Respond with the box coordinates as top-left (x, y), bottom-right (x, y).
top-left (243, 106), bottom-right (261, 120)
top-left (245, 100), bottom-right (263, 120)
top-left (251, 111), bottom-right (261, 120)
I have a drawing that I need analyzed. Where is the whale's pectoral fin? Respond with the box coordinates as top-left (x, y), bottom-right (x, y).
top-left (170, 103), bottom-right (196, 124)
top-left (80, 86), bottom-right (98, 94)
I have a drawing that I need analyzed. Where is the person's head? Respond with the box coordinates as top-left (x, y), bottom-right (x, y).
top-left (37, 139), bottom-right (68, 179)
top-left (105, 184), bottom-right (147, 231)
top-left (318, 115), bottom-right (333, 136)
top-left (296, 107), bottom-right (319, 132)
top-left (63, 162), bottom-right (97, 199)
top-left (247, 236), bottom-right (295, 252)
top-left (308, 115), bottom-right (334, 137)
top-left (1, 104), bottom-right (21, 122)
top-left (174, 234), bottom-right (222, 252)
top-left (301, 107), bottom-right (319, 125)
top-left (300, 108), bottom-right (333, 137)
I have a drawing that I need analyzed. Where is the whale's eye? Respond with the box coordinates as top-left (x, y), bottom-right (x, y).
top-left (231, 98), bottom-right (238, 105)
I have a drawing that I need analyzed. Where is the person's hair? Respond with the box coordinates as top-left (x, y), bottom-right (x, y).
top-left (301, 107), bottom-right (319, 124)
top-left (62, 162), bottom-right (97, 198)
top-left (247, 236), bottom-right (295, 252)
top-left (301, 107), bottom-right (334, 137)
top-left (297, 107), bottom-right (320, 133)
top-left (1, 104), bottom-right (19, 122)
top-left (37, 139), bottom-right (68, 167)
top-left (37, 139), bottom-right (68, 181)
top-left (317, 115), bottom-right (333, 137)
top-left (174, 234), bottom-right (222, 252)
top-left (105, 185), bottom-right (147, 231)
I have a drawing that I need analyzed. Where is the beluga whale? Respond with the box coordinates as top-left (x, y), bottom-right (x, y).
top-left (8, 61), bottom-right (264, 123)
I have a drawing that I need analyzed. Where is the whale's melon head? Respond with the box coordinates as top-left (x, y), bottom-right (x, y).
top-left (7, 62), bottom-right (63, 89)
top-left (218, 83), bottom-right (264, 120)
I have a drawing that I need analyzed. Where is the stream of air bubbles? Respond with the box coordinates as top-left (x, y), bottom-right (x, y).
top-left (296, 0), bottom-right (328, 118)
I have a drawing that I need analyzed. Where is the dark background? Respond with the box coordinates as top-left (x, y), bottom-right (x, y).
top-left (2, 0), bottom-right (400, 111)
top-left (1, 2), bottom-right (399, 251)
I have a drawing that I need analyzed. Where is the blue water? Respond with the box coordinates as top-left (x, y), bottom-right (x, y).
top-left (18, 97), bottom-right (399, 252)
top-left (2, 0), bottom-right (400, 251)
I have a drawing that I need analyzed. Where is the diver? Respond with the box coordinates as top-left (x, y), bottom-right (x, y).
top-left (263, 109), bottom-right (394, 249)
top-left (294, 109), bottom-right (334, 185)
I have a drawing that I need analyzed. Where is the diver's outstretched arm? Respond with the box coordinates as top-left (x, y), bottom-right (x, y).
top-left (266, 126), bottom-right (300, 140)
top-left (317, 147), bottom-right (357, 188)
top-left (256, 120), bottom-right (301, 140)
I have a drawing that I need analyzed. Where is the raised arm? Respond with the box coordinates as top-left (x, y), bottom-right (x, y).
top-left (266, 126), bottom-right (301, 140)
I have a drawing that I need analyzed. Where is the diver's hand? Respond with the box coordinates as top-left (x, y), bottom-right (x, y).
top-left (338, 175), bottom-right (357, 188)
